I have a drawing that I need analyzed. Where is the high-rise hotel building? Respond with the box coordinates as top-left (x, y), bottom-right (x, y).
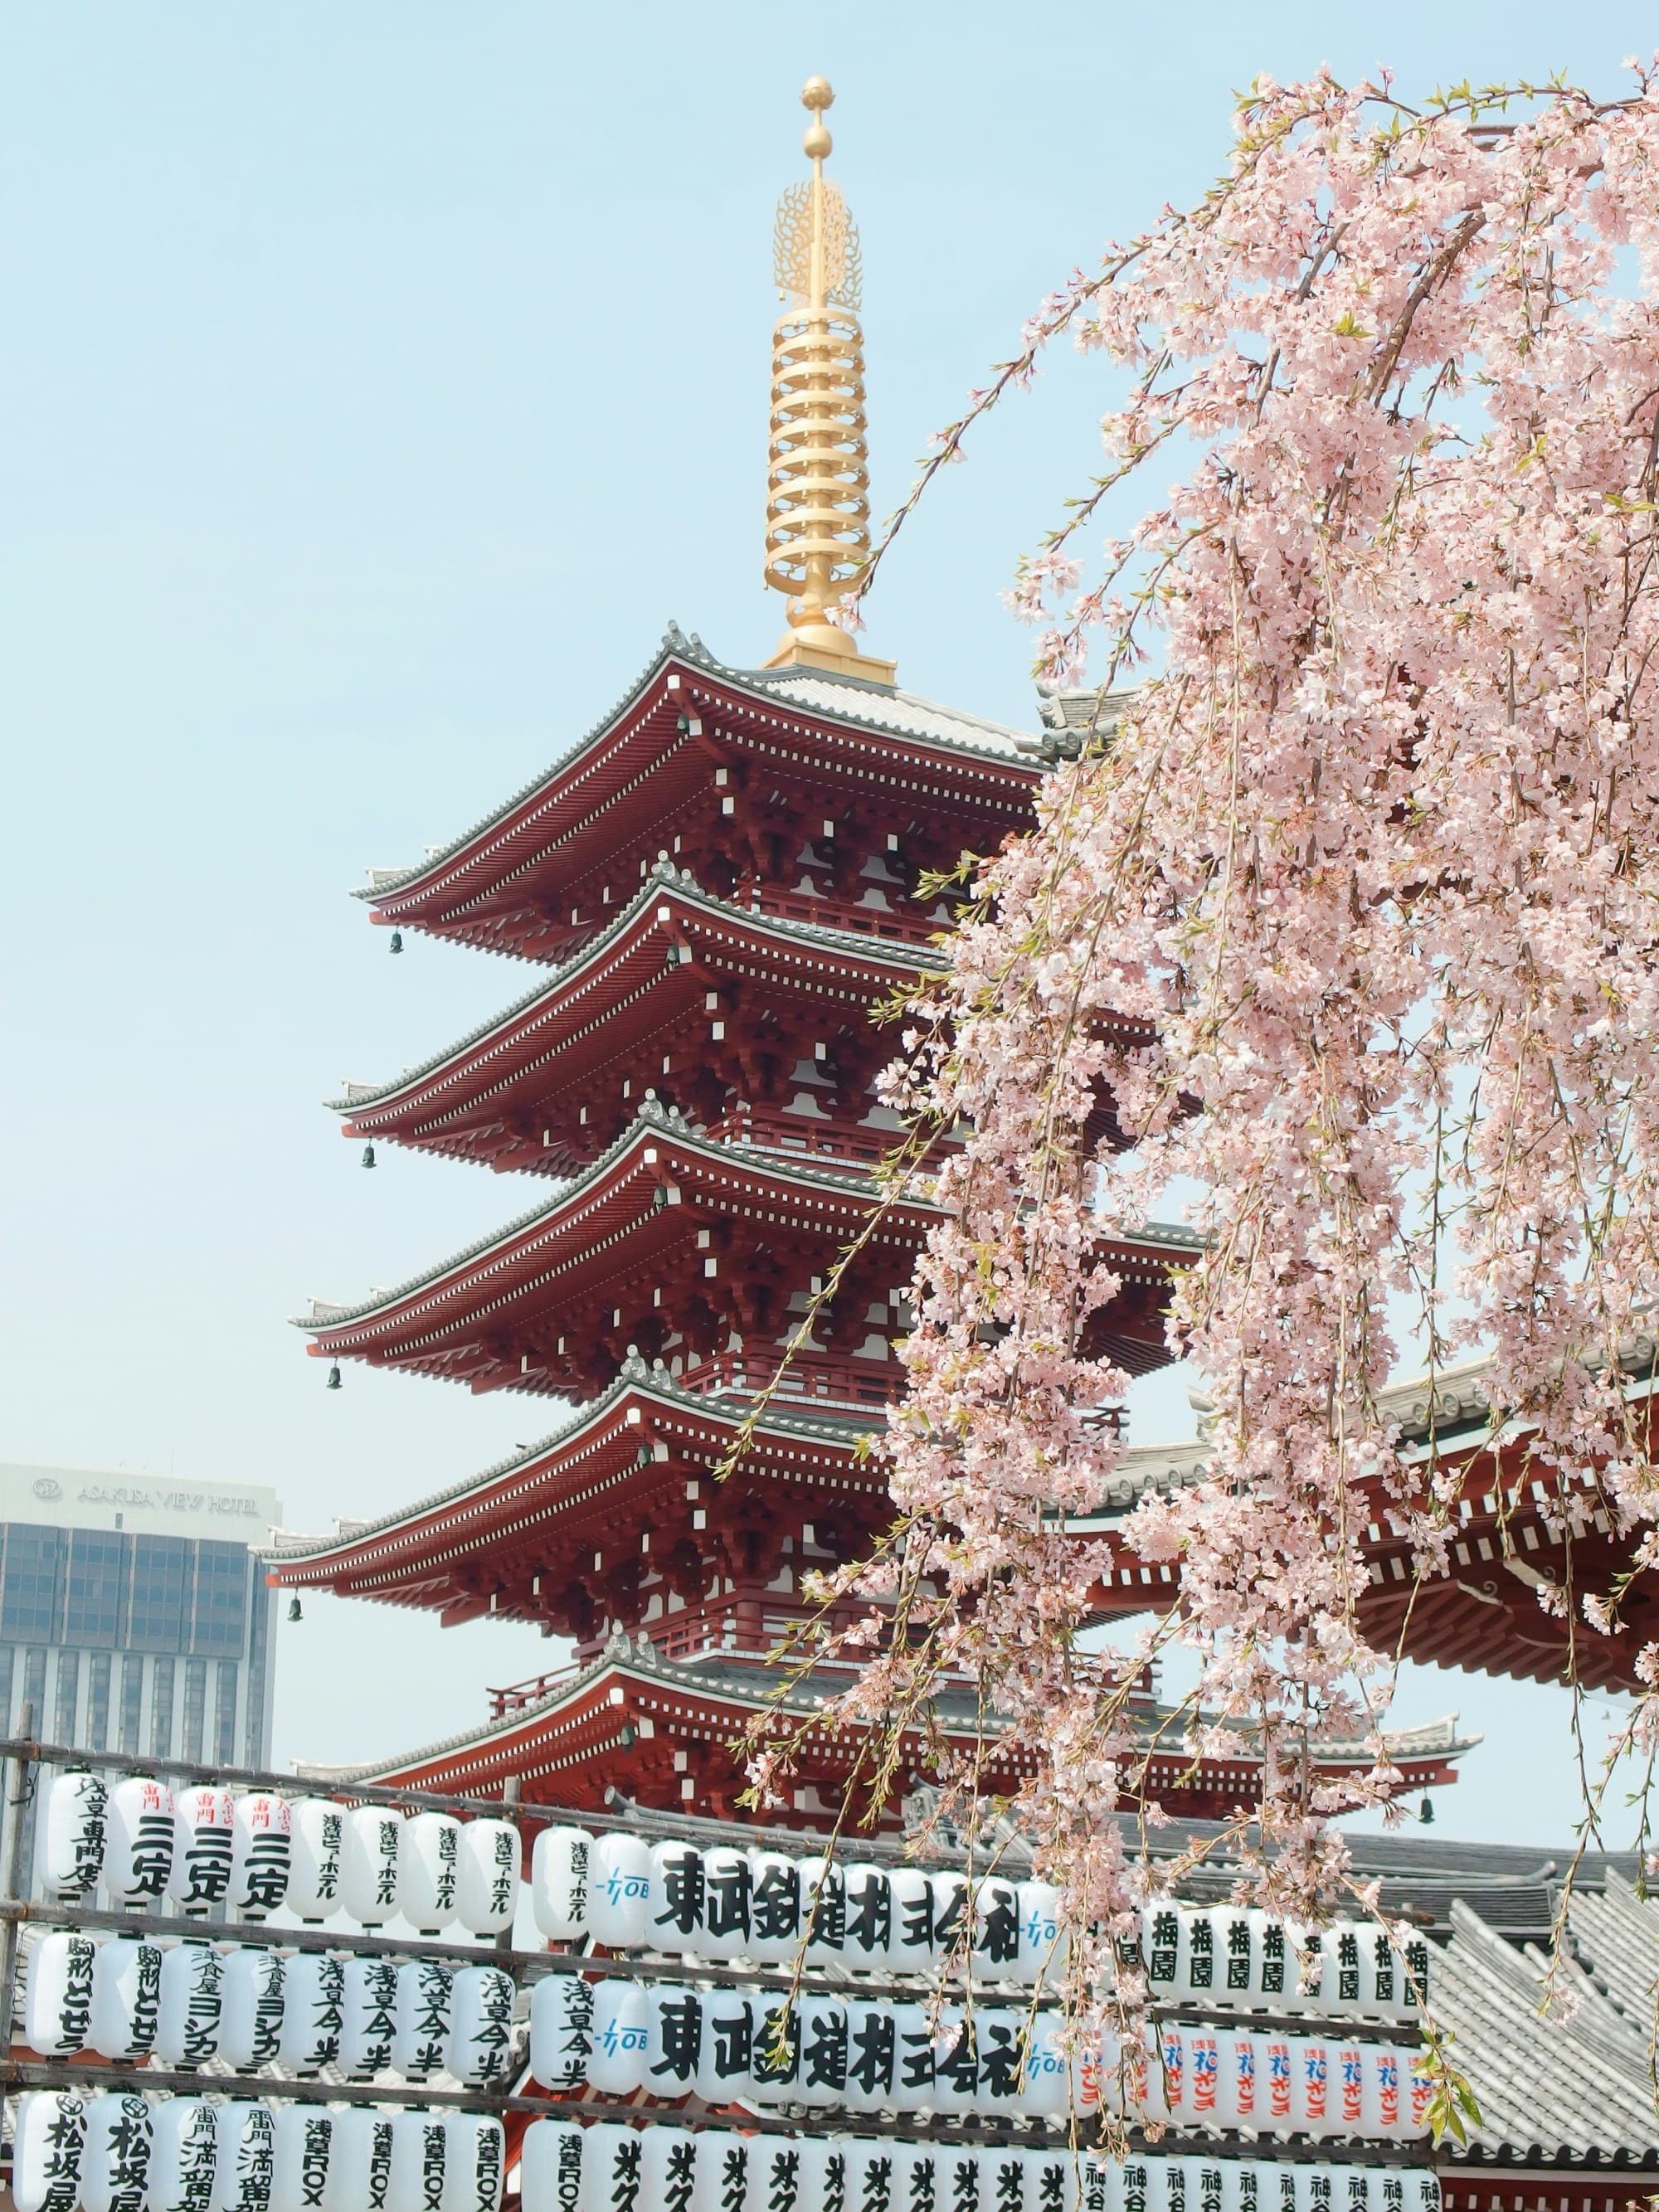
top-left (0, 1463), bottom-right (280, 1767)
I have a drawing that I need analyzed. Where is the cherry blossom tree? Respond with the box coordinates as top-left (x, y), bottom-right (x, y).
top-left (741, 66), bottom-right (1659, 2116)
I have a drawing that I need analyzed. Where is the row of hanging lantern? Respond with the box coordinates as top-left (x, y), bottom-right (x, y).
top-left (524, 1976), bottom-right (1428, 2139)
top-left (23, 1931), bottom-right (515, 2089)
top-left (40, 1773), bottom-right (518, 1937)
top-left (518, 2120), bottom-right (1446, 2212)
top-left (528, 1831), bottom-right (1426, 2016)
top-left (12, 2092), bottom-right (501, 2212)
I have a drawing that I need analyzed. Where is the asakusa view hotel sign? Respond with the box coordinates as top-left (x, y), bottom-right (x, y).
top-left (0, 1466), bottom-right (278, 1534)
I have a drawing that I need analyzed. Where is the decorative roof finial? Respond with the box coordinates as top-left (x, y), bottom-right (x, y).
top-left (762, 78), bottom-right (897, 688)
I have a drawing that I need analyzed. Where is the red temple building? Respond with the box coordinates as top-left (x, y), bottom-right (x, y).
top-left (268, 82), bottom-right (1472, 1825)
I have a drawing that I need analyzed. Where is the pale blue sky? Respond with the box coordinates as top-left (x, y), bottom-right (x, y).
top-left (2, 1), bottom-right (1652, 1845)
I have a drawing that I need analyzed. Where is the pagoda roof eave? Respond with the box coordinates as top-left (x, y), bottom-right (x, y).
top-left (297, 1632), bottom-right (1474, 1793)
top-left (295, 1097), bottom-right (1204, 1343)
top-left (262, 1363), bottom-right (878, 1586)
top-left (328, 863), bottom-right (947, 1122)
top-left (355, 626), bottom-right (1050, 922)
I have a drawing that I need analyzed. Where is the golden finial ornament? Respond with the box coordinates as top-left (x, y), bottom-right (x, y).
top-left (762, 77), bottom-right (897, 686)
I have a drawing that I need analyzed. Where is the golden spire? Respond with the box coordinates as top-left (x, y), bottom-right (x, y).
top-left (762, 77), bottom-right (897, 687)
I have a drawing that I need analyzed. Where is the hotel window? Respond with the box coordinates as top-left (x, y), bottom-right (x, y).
top-left (118, 1657), bottom-right (144, 1755)
top-left (182, 1659), bottom-right (207, 1762)
top-left (53, 1650), bottom-right (79, 1746)
top-left (1, 1529), bottom-right (66, 1643)
top-left (150, 1658), bottom-right (175, 1757)
top-left (86, 1654), bottom-right (112, 1752)
top-left (214, 1660), bottom-right (238, 1765)
top-left (65, 1532), bottom-right (129, 1646)
top-left (20, 1649), bottom-right (47, 1735)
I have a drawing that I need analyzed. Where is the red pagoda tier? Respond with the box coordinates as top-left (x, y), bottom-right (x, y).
top-left (283, 1627), bottom-right (1472, 1830)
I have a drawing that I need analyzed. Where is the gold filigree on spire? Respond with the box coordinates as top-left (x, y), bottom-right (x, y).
top-left (762, 77), bottom-right (896, 687)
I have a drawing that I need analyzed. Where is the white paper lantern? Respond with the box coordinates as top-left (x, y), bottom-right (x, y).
top-left (1195, 2161), bottom-right (1232, 2212)
top-left (157, 1938), bottom-right (224, 2068)
top-left (1214, 2030), bottom-right (1265, 2131)
top-left (1331, 2041), bottom-right (1369, 2135)
top-left (341, 1806), bottom-right (404, 1927)
top-left (1185, 2027), bottom-right (1222, 2126)
top-left (1404, 2181), bottom-right (1441, 2212)
top-left (323, 2111), bottom-right (394, 2212)
top-left (1361, 2043), bottom-right (1406, 2137)
top-left (339, 1953), bottom-right (399, 2078)
top-left (1332, 2173), bottom-right (1370, 2212)
top-left (844, 2141), bottom-right (900, 2212)
top-left (1139, 1903), bottom-right (1185, 2002)
top-left (1165, 2161), bottom-right (1204, 2212)
top-left (104, 1774), bottom-right (175, 1907)
top-left (212, 2103), bottom-right (276, 2212)
top-left (24, 1929), bottom-right (97, 2055)
top-left (925, 2005), bottom-right (975, 2118)
top-left (1319, 1923), bottom-right (1365, 2015)
top-left (1184, 1907), bottom-right (1221, 2001)
top-left (698, 1846), bottom-right (753, 1961)
top-left (1074, 2155), bottom-right (1110, 2212)
top-left (1357, 1924), bottom-right (1397, 2015)
top-left (169, 1786), bottom-right (236, 1917)
top-left (747, 1850), bottom-right (802, 1966)
top-left (1115, 2158), bottom-right (1158, 2212)
top-left (394, 1958), bottom-right (454, 2081)
top-left (440, 2116), bottom-right (504, 2212)
top-left (447, 1962), bottom-right (514, 2087)
top-left (1152, 2021), bottom-right (1187, 2120)
top-left (1263, 2169), bottom-right (1299, 2212)
top-left (841, 1864), bottom-right (891, 1967)
top-left (89, 1932), bottom-right (162, 2059)
top-left (519, 2120), bottom-right (584, 2212)
top-left (938, 2146), bottom-right (982, 2212)
top-left (588, 1833), bottom-right (652, 1947)
top-left (278, 1950), bottom-right (344, 2075)
top-left (799, 1855), bottom-right (846, 1964)
top-left (841, 1996), bottom-right (900, 2112)
top-left (577, 2125), bottom-right (642, 2212)
top-left (1221, 2166), bottom-right (1271, 2212)
top-left (529, 1971), bottom-right (593, 2091)
top-left (287, 1799), bottom-right (345, 1923)
top-left (908, 2145), bottom-right (952, 2212)
top-left (531, 1825), bottom-right (593, 1941)
top-left (1249, 1910), bottom-right (1294, 2002)
top-left (387, 2112), bottom-right (448, 2212)
top-left (1408, 2046), bottom-right (1433, 2137)
top-left (1026, 2146), bottom-right (1076, 2212)
top-left (1020, 2011), bottom-right (1072, 2117)
top-left (455, 1818), bottom-right (518, 1937)
top-left (220, 1945), bottom-right (286, 2073)
top-left (648, 1840), bottom-right (705, 1949)
top-left (229, 1794), bottom-right (293, 1921)
top-left (1260, 2032), bottom-right (1296, 2131)
top-left (1211, 1908), bottom-right (1257, 2002)
top-left (1402, 1932), bottom-right (1432, 2014)
top-left (971, 1877), bottom-right (1022, 1976)
top-left (643, 1981), bottom-right (702, 2096)
top-left (886, 1870), bottom-right (935, 1971)
top-left (12, 2090), bottom-right (87, 2212)
top-left (693, 1986), bottom-right (755, 2103)
top-left (797, 1993), bottom-right (849, 2107)
top-left (748, 1996), bottom-right (800, 2103)
top-left (39, 1767), bottom-right (107, 1901)
top-left (639, 2129), bottom-right (698, 2212)
top-left (587, 1976), bottom-right (649, 2093)
top-left (401, 1812), bottom-right (462, 1935)
top-left (1291, 2172), bottom-right (1335, 2212)
top-left (149, 2097), bottom-right (220, 2212)
top-left (1292, 2039), bottom-right (1334, 2137)
top-left (271, 2107), bottom-right (334, 2212)
top-left (1015, 1881), bottom-right (1066, 1987)
top-left (689, 2132), bottom-right (747, 2212)
top-left (888, 2000), bottom-right (935, 2111)
top-left (747, 2136), bottom-right (810, 2212)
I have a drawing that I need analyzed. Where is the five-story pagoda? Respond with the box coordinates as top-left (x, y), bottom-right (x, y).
top-left (267, 84), bottom-right (1468, 1828)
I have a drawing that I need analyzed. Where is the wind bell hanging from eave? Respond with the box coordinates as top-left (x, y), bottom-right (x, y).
top-left (762, 77), bottom-right (897, 688)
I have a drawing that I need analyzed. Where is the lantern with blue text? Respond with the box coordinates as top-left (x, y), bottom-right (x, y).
top-left (586, 1977), bottom-right (649, 2093)
top-left (104, 1775), bottom-right (174, 1907)
top-left (587, 1833), bottom-right (650, 1947)
top-left (156, 1938), bottom-right (224, 2069)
